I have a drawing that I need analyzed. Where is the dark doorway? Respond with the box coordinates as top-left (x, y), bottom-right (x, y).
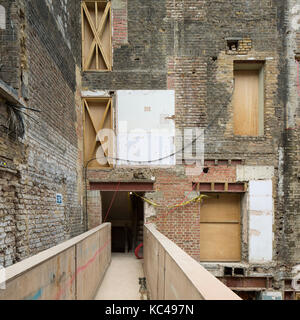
top-left (101, 192), bottom-right (144, 253)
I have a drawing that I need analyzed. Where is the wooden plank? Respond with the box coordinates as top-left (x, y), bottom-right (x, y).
top-left (89, 99), bottom-right (111, 162)
top-left (200, 223), bottom-right (241, 262)
top-left (200, 193), bottom-right (241, 223)
top-left (83, 4), bottom-right (96, 70)
top-left (82, 2), bottom-right (110, 70)
top-left (233, 70), bottom-right (259, 136)
top-left (84, 100), bottom-right (97, 134)
top-left (109, 4), bottom-right (112, 70)
top-left (84, 2), bottom-right (111, 70)
top-left (83, 99), bottom-right (86, 164)
top-left (81, 4), bottom-right (85, 70)
top-left (84, 105), bottom-right (98, 164)
top-left (102, 2), bottom-right (111, 70)
top-left (95, 2), bottom-right (98, 29)
top-left (200, 193), bottom-right (241, 262)
top-left (83, 97), bottom-right (113, 169)
top-left (95, 2), bottom-right (99, 69)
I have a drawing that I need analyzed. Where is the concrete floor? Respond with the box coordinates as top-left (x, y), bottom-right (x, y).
top-left (95, 253), bottom-right (144, 300)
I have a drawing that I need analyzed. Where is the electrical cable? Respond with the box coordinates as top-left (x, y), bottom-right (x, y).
top-left (103, 181), bottom-right (121, 223)
top-left (84, 84), bottom-right (235, 229)
top-left (84, 86), bottom-right (233, 166)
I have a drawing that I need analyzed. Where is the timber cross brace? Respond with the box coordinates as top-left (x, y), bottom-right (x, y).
top-left (82, 1), bottom-right (112, 71)
top-left (83, 97), bottom-right (113, 168)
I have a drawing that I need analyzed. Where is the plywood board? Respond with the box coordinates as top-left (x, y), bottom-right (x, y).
top-left (200, 224), bottom-right (241, 262)
top-left (200, 193), bottom-right (241, 262)
top-left (83, 98), bottom-right (113, 169)
top-left (200, 193), bottom-right (241, 223)
top-left (233, 70), bottom-right (259, 136)
top-left (82, 1), bottom-right (111, 71)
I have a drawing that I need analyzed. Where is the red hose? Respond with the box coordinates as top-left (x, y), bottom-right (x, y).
top-left (135, 243), bottom-right (143, 259)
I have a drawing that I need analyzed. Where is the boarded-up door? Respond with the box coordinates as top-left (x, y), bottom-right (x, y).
top-left (83, 97), bottom-right (113, 168)
top-left (233, 70), bottom-right (259, 136)
top-left (200, 193), bottom-right (241, 262)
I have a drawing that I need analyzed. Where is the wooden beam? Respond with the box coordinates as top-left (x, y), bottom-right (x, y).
top-left (83, 97), bottom-right (113, 168)
top-left (81, 4), bottom-right (85, 70)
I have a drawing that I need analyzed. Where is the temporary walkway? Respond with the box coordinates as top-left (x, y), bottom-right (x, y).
top-left (95, 253), bottom-right (144, 300)
top-left (0, 223), bottom-right (241, 300)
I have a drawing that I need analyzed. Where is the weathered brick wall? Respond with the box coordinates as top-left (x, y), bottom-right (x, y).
top-left (73, 0), bottom-right (298, 295)
top-left (0, 0), bottom-right (20, 90)
top-left (87, 163), bottom-right (242, 263)
top-left (79, 0), bottom-right (288, 282)
top-left (112, 0), bottom-right (128, 49)
top-left (82, 0), bottom-right (167, 90)
top-left (0, 0), bottom-right (84, 267)
top-left (284, 0), bottom-right (300, 266)
top-left (87, 190), bottom-right (102, 230)
top-left (0, 99), bottom-right (26, 266)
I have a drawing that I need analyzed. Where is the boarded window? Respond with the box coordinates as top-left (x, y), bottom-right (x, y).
top-left (200, 193), bottom-right (241, 262)
top-left (233, 62), bottom-right (264, 136)
top-left (83, 97), bottom-right (113, 168)
top-left (82, 1), bottom-right (112, 71)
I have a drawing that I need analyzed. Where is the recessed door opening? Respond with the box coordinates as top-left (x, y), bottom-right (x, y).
top-left (200, 193), bottom-right (242, 262)
top-left (101, 191), bottom-right (145, 254)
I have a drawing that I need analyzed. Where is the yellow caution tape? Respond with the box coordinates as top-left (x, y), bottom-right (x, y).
top-left (132, 193), bottom-right (209, 209)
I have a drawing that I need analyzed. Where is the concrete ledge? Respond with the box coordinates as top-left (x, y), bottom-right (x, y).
top-left (144, 224), bottom-right (242, 300)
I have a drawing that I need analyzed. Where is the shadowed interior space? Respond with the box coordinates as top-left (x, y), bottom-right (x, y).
top-left (101, 192), bottom-right (144, 253)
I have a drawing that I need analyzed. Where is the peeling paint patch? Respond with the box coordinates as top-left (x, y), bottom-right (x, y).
top-left (81, 90), bottom-right (111, 98)
top-left (0, 5), bottom-right (5, 30)
top-left (250, 229), bottom-right (261, 236)
top-left (249, 180), bottom-right (273, 263)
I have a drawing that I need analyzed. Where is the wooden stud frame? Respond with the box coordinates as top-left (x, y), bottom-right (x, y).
top-left (83, 97), bottom-right (114, 169)
top-left (82, 1), bottom-right (112, 71)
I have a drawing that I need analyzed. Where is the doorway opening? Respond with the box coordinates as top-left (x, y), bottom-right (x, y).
top-left (101, 191), bottom-right (144, 253)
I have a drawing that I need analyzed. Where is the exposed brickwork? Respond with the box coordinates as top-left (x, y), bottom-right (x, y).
top-left (112, 0), bottom-right (128, 49)
top-left (1, 0), bottom-right (298, 299)
top-left (81, 0), bottom-right (291, 296)
top-left (0, 0), bottom-right (84, 267)
top-left (0, 1), bottom-right (21, 91)
top-left (284, 0), bottom-right (300, 268)
top-left (0, 100), bottom-right (26, 266)
top-left (167, 57), bottom-right (207, 128)
top-left (226, 38), bottom-right (252, 55)
top-left (82, 0), bottom-right (167, 90)
top-left (87, 190), bottom-right (102, 230)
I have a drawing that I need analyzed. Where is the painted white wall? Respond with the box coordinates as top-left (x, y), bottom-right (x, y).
top-left (248, 180), bottom-right (273, 263)
top-left (0, 5), bottom-right (5, 30)
top-left (116, 90), bottom-right (176, 166)
top-left (236, 166), bottom-right (274, 181)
